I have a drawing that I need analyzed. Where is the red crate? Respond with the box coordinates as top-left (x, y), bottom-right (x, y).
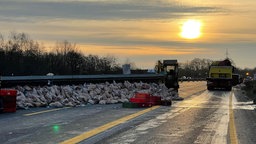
top-left (129, 97), bottom-right (152, 108)
top-left (2, 97), bottom-right (16, 112)
top-left (137, 103), bottom-right (152, 107)
top-left (130, 97), bottom-right (149, 103)
top-left (134, 93), bottom-right (150, 100)
top-left (150, 96), bottom-right (161, 105)
top-left (0, 89), bottom-right (17, 96)
top-left (0, 89), bottom-right (17, 113)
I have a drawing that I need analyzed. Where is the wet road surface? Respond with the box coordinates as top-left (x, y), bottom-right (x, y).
top-left (1, 82), bottom-right (255, 144)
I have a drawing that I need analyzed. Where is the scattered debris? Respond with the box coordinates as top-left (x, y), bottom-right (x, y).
top-left (15, 81), bottom-right (183, 109)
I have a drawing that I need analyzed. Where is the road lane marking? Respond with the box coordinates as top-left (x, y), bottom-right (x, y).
top-left (229, 91), bottom-right (238, 144)
top-left (24, 107), bottom-right (70, 116)
top-left (59, 106), bottom-right (160, 144)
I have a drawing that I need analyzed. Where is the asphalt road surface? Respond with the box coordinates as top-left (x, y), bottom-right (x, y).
top-left (0, 82), bottom-right (255, 144)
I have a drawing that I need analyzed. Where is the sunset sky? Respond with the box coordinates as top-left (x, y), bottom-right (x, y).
top-left (0, 0), bottom-right (255, 69)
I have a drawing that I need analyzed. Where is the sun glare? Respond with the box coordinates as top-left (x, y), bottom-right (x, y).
top-left (181, 20), bottom-right (202, 39)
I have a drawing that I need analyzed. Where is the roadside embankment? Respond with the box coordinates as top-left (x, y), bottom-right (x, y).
top-left (239, 81), bottom-right (256, 103)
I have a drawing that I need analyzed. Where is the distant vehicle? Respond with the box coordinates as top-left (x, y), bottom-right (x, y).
top-left (206, 59), bottom-right (234, 91)
top-left (232, 74), bottom-right (242, 86)
top-left (243, 76), bottom-right (253, 83)
top-left (46, 73), bottom-right (54, 76)
top-left (180, 76), bottom-right (187, 81)
top-left (147, 69), bottom-right (156, 73)
top-left (46, 73), bottom-right (54, 85)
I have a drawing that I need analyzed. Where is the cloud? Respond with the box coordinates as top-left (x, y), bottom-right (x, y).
top-left (0, 0), bottom-right (227, 21)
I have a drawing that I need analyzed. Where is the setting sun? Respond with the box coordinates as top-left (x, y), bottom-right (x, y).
top-left (181, 20), bottom-right (202, 39)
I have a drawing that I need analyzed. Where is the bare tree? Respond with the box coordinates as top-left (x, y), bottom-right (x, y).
top-left (55, 40), bottom-right (77, 55)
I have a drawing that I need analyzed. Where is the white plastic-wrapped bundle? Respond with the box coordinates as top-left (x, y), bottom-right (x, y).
top-left (15, 81), bottom-right (179, 109)
top-left (49, 101), bottom-right (63, 108)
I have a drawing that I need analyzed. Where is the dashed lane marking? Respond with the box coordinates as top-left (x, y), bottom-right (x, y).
top-left (24, 107), bottom-right (71, 116)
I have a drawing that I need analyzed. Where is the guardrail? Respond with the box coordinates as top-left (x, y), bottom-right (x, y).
top-left (0, 74), bottom-right (166, 87)
top-left (0, 74), bottom-right (206, 87)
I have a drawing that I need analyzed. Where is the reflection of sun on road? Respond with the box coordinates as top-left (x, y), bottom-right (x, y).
top-left (117, 89), bottom-right (232, 144)
top-left (174, 88), bottom-right (233, 144)
top-left (179, 81), bottom-right (207, 98)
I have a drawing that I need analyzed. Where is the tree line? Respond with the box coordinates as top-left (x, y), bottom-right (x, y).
top-left (0, 32), bottom-right (255, 78)
top-left (178, 58), bottom-right (256, 79)
top-left (178, 58), bottom-right (212, 78)
top-left (0, 32), bottom-right (121, 76)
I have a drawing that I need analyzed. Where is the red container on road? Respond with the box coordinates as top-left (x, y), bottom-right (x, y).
top-left (134, 93), bottom-right (150, 100)
top-left (150, 96), bottom-right (161, 105)
top-left (129, 97), bottom-right (152, 107)
top-left (130, 97), bottom-right (149, 103)
top-left (0, 89), bottom-right (17, 113)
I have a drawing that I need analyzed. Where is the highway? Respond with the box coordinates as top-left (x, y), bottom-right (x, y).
top-left (0, 81), bottom-right (255, 144)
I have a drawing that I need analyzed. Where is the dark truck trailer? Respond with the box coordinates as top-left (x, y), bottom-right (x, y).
top-left (206, 77), bottom-right (232, 91)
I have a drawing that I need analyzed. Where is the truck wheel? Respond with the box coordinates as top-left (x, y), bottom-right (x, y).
top-left (161, 100), bottom-right (172, 106)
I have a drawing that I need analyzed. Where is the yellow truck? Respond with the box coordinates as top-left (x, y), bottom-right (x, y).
top-left (206, 59), bottom-right (234, 91)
